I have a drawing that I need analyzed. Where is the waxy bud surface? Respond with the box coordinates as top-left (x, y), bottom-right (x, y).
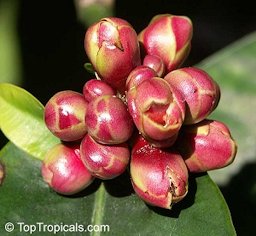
top-left (143, 54), bottom-right (165, 77)
top-left (41, 143), bottom-right (94, 195)
top-left (84, 17), bottom-right (141, 92)
top-left (80, 134), bottom-right (130, 179)
top-left (138, 14), bottom-right (193, 73)
top-left (165, 67), bottom-right (220, 124)
top-left (83, 79), bottom-right (116, 102)
top-left (127, 77), bottom-right (185, 144)
top-left (125, 65), bottom-right (156, 91)
top-left (44, 90), bottom-right (88, 141)
top-left (130, 135), bottom-right (188, 209)
top-left (0, 163), bottom-right (4, 185)
top-left (86, 95), bottom-right (134, 144)
top-left (176, 119), bottom-right (237, 172)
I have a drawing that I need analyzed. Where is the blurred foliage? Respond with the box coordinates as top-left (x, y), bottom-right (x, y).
top-left (74, 0), bottom-right (114, 26)
top-left (0, 0), bottom-right (21, 85)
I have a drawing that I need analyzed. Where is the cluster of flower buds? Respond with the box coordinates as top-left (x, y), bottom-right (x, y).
top-left (42, 14), bottom-right (237, 209)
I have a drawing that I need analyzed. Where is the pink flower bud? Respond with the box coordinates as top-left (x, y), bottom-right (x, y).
top-left (127, 77), bottom-right (185, 144)
top-left (143, 54), bottom-right (165, 77)
top-left (41, 143), bottom-right (94, 195)
top-left (176, 119), bottom-right (237, 172)
top-left (164, 67), bottom-right (220, 124)
top-left (130, 135), bottom-right (188, 209)
top-left (138, 14), bottom-right (193, 73)
top-left (0, 163), bottom-right (4, 185)
top-left (84, 17), bottom-right (141, 93)
top-left (125, 65), bottom-right (157, 91)
top-left (44, 90), bottom-right (88, 141)
top-left (80, 134), bottom-right (130, 179)
top-left (83, 79), bottom-right (116, 102)
top-left (86, 95), bottom-right (134, 144)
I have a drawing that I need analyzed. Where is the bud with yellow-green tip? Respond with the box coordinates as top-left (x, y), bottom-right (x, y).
top-left (41, 143), bottom-right (94, 195)
top-left (138, 14), bottom-right (193, 74)
top-left (176, 119), bottom-right (237, 172)
top-left (84, 17), bottom-right (141, 93)
top-left (164, 67), bottom-right (220, 124)
top-left (130, 135), bottom-right (189, 209)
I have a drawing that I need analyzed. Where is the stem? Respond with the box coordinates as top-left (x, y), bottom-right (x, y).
top-left (90, 183), bottom-right (106, 236)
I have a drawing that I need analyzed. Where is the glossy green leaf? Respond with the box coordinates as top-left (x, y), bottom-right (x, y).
top-left (0, 143), bottom-right (236, 236)
top-left (0, 83), bottom-right (60, 160)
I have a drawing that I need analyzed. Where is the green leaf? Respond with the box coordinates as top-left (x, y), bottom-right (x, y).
top-left (0, 0), bottom-right (22, 85)
top-left (197, 32), bottom-right (256, 184)
top-left (0, 143), bottom-right (236, 236)
top-left (0, 83), bottom-right (60, 160)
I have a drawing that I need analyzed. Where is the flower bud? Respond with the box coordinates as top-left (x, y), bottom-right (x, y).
top-left (80, 134), bottom-right (130, 179)
top-left (86, 95), bottom-right (134, 144)
top-left (176, 119), bottom-right (237, 172)
top-left (130, 135), bottom-right (188, 209)
top-left (125, 65), bottom-right (156, 91)
top-left (41, 143), bottom-right (94, 195)
top-left (84, 17), bottom-right (141, 92)
top-left (164, 67), bottom-right (220, 124)
top-left (127, 77), bottom-right (185, 144)
top-left (143, 54), bottom-right (165, 77)
top-left (0, 163), bottom-right (4, 185)
top-left (83, 79), bottom-right (116, 102)
top-left (44, 90), bottom-right (88, 141)
top-left (138, 14), bottom-right (193, 73)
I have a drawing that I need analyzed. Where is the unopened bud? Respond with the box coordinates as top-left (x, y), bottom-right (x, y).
top-left (164, 67), bottom-right (220, 124)
top-left (84, 17), bottom-right (141, 92)
top-left (127, 77), bottom-right (185, 145)
top-left (0, 163), bottom-right (4, 185)
top-left (86, 95), bottom-right (134, 144)
top-left (143, 54), bottom-right (165, 77)
top-left (44, 90), bottom-right (88, 141)
top-left (130, 135), bottom-right (188, 209)
top-left (176, 119), bottom-right (237, 172)
top-left (138, 14), bottom-right (193, 73)
top-left (41, 143), bottom-right (94, 195)
top-left (80, 134), bottom-right (130, 179)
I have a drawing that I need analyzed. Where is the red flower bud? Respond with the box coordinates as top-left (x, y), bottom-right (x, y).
top-left (0, 163), bottom-right (4, 185)
top-left (44, 90), bottom-right (88, 141)
top-left (86, 95), bottom-right (134, 144)
top-left (176, 119), bottom-right (237, 172)
top-left (130, 135), bottom-right (188, 209)
top-left (41, 143), bottom-right (94, 195)
top-left (164, 67), bottom-right (220, 124)
top-left (127, 77), bottom-right (185, 145)
top-left (138, 14), bottom-right (193, 73)
top-left (125, 65), bottom-right (157, 91)
top-left (83, 79), bottom-right (116, 102)
top-left (143, 54), bottom-right (165, 77)
top-left (84, 17), bottom-right (141, 93)
top-left (80, 134), bottom-right (130, 179)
